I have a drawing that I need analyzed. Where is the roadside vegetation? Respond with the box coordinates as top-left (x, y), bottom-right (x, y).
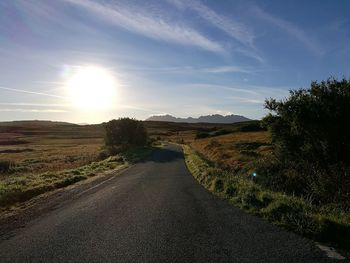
top-left (184, 145), bottom-right (350, 249)
top-left (182, 78), bottom-right (350, 250)
top-left (0, 155), bottom-right (125, 209)
top-left (0, 118), bottom-right (153, 210)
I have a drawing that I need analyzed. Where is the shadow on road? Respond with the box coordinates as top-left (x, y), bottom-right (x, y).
top-left (148, 146), bottom-right (184, 163)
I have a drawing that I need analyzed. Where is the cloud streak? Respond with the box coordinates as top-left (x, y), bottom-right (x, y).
top-left (167, 0), bottom-right (264, 62)
top-left (0, 86), bottom-right (66, 99)
top-left (119, 65), bottom-right (252, 74)
top-left (167, 0), bottom-right (254, 47)
top-left (203, 66), bottom-right (251, 74)
top-left (63, 0), bottom-right (224, 53)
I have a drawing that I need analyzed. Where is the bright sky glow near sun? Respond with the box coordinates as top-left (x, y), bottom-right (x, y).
top-left (1, 0), bottom-right (350, 123)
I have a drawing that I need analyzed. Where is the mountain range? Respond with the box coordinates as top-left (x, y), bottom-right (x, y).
top-left (146, 114), bottom-right (251, 124)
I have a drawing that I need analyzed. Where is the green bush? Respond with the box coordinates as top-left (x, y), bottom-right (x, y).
top-left (212, 178), bottom-right (224, 192)
top-left (261, 78), bottom-right (350, 206)
top-left (104, 118), bottom-right (148, 151)
top-left (225, 183), bottom-right (237, 197)
top-left (238, 122), bottom-right (265, 132)
top-left (195, 131), bottom-right (210, 139)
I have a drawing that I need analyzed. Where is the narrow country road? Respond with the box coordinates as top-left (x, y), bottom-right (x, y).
top-left (0, 144), bottom-right (332, 262)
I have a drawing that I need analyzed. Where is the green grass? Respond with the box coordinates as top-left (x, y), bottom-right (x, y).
top-left (183, 145), bottom-right (350, 250)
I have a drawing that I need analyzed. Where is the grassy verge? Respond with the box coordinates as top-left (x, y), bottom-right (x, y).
top-left (183, 145), bottom-right (350, 250)
top-left (0, 146), bottom-right (154, 209)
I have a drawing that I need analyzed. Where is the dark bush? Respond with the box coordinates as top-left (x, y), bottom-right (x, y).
top-left (212, 129), bottom-right (232, 136)
top-left (0, 160), bottom-right (14, 173)
top-left (238, 121), bottom-right (265, 132)
top-left (195, 131), bottom-right (210, 139)
top-left (104, 118), bottom-right (148, 151)
top-left (225, 184), bottom-right (236, 197)
top-left (261, 78), bottom-right (350, 206)
top-left (212, 178), bottom-right (224, 192)
top-left (263, 78), bottom-right (350, 166)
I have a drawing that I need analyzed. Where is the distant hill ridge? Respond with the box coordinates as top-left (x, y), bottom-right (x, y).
top-left (146, 114), bottom-right (251, 123)
top-left (0, 120), bottom-right (76, 127)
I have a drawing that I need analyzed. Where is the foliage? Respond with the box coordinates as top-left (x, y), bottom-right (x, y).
top-left (195, 131), bottom-right (211, 139)
top-left (261, 78), bottom-right (350, 206)
top-left (237, 122), bottom-right (265, 132)
top-left (104, 118), bottom-right (148, 150)
top-left (0, 156), bottom-right (126, 208)
top-left (183, 145), bottom-right (350, 249)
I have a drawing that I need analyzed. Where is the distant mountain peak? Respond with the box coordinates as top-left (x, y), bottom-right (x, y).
top-left (146, 114), bottom-right (251, 123)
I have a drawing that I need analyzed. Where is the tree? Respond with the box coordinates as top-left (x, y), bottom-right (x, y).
top-left (260, 78), bottom-right (350, 205)
top-left (104, 118), bottom-right (148, 150)
top-left (262, 78), bottom-right (350, 167)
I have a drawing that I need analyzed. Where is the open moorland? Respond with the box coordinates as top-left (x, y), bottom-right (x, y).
top-left (1, 119), bottom-right (349, 251)
top-left (0, 120), bottom-right (266, 177)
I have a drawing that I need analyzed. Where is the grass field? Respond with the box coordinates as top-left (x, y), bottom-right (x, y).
top-left (0, 120), bottom-right (267, 179)
top-left (0, 121), bottom-right (104, 174)
top-left (0, 120), bottom-right (154, 209)
top-left (1, 119), bottom-right (348, 250)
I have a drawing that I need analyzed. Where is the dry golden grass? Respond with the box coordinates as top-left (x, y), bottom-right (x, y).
top-left (0, 122), bottom-right (104, 175)
top-left (0, 137), bottom-right (103, 173)
top-left (0, 121), bottom-right (156, 208)
top-left (190, 131), bottom-right (272, 170)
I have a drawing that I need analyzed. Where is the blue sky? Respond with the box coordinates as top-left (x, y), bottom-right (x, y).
top-left (1, 0), bottom-right (350, 123)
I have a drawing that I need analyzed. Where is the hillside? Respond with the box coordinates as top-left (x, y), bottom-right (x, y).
top-left (146, 114), bottom-right (251, 123)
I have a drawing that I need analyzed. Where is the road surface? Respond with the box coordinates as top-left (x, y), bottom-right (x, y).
top-left (0, 144), bottom-right (332, 262)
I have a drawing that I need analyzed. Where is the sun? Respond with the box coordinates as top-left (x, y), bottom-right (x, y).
top-left (66, 66), bottom-right (117, 110)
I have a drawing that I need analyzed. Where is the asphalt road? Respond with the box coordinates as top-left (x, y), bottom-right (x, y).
top-left (0, 144), bottom-right (332, 262)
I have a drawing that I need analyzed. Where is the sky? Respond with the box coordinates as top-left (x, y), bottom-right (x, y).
top-left (1, 0), bottom-right (350, 123)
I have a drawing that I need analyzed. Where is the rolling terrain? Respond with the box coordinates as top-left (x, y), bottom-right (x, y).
top-left (0, 144), bottom-right (332, 262)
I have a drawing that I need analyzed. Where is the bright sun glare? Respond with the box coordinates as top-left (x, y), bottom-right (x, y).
top-left (66, 66), bottom-right (117, 110)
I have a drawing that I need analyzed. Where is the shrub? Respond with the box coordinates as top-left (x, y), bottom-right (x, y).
top-left (225, 183), bottom-right (236, 197)
top-left (195, 131), bottom-right (210, 139)
top-left (212, 129), bottom-right (232, 136)
top-left (0, 160), bottom-right (14, 173)
top-left (238, 121), bottom-right (265, 132)
top-left (104, 118), bottom-right (148, 151)
top-left (261, 78), bottom-right (350, 206)
top-left (263, 78), bottom-right (350, 166)
top-left (212, 178), bottom-right (224, 192)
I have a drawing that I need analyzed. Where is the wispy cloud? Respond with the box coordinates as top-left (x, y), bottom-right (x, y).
top-left (229, 96), bottom-right (264, 104)
top-left (63, 0), bottom-right (224, 53)
top-left (252, 6), bottom-right (323, 56)
top-left (0, 86), bottom-right (66, 99)
top-left (203, 66), bottom-right (251, 74)
top-left (166, 0), bottom-right (264, 62)
top-left (180, 83), bottom-right (260, 96)
top-left (119, 65), bottom-right (252, 74)
top-left (167, 0), bottom-right (254, 47)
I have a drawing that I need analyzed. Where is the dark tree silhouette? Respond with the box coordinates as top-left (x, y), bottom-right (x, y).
top-left (259, 78), bottom-right (350, 205)
top-left (104, 118), bottom-right (148, 150)
top-left (263, 78), bottom-right (350, 166)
